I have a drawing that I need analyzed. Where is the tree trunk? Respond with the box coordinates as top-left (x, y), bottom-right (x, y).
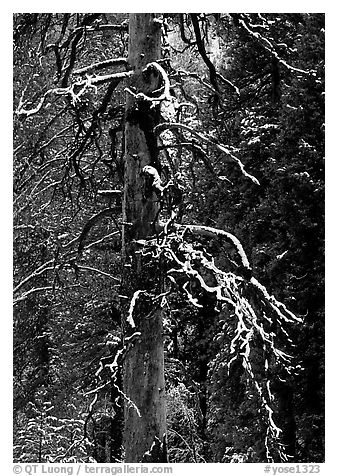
top-left (122, 13), bottom-right (167, 463)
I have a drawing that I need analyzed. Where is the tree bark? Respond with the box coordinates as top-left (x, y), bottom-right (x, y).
top-left (122, 13), bottom-right (167, 463)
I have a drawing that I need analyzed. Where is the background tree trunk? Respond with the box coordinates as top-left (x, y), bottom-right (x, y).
top-left (122, 13), bottom-right (167, 463)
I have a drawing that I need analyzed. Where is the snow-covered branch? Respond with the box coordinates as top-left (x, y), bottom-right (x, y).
top-left (76, 22), bottom-right (129, 34)
top-left (13, 259), bottom-right (54, 294)
top-left (250, 277), bottom-right (302, 324)
top-left (190, 14), bottom-right (240, 96)
top-left (16, 86), bottom-right (61, 118)
top-left (155, 122), bottom-right (260, 185)
top-left (234, 14), bottom-right (315, 77)
top-left (126, 290), bottom-right (146, 328)
top-left (16, 71), bottom-right (133, 118)
top-left (74, 57), bottom-right (128, 75)
top-left (77, 265), bottom-right (120, 283)
top-left (77, 208), bottom-right (121, 253)
top-left (13, 286), bottom-right (54, 304)
top-left (153, 219), bottom-right (300, 460)
top-left (171, 223), bottom-right (251, 276)
top-left (172, 69), bottom-right (218, 94)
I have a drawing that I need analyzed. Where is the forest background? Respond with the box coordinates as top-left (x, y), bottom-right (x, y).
top-left (3, 2), bottom-right (336, 468)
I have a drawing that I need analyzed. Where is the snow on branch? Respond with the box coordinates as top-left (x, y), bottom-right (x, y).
top-left (250, 277), bottom-right (302, 324)
top-left (16, 71), bottom-right (133, 118)
top-left (13, 259), bottom-right (55, 294)
top-left (13, 286), bottom-right (54, 305)
top-left (190, 14), bottom-right (240, 96)
top-left (234, 14), bottom-right (315, 77)
top-left (172, 69), bottom-right (219, 94)
top-left (172, 223), bottom-right (251, 275)
top-left (77, 265), bottom-right (120, 283)
top-left (142, 166), bottom-right (165, 193)
top-left (148, 62), bottom-right (171, 99)
top-left (153, 220), bottom-right (300, 461)
top-left (84, 71), bottom-right (133, 86)
top-left (142, 435), bottom-right (167, 462)
top-left (80, 232), bottom-right (120, 251)
top-left (97, 189), bottom-right (123, 198)
top-left (155, 122), bottom-right (260, 185)
top-left (216, 72), bottom-right (240, 96)
top-left (88, 328), bottom-right (142, 432)
top-left (114, 385), bottom-right (142, 418)
top-left (16, 85), bottom-right (56, 118)
top-left (74, 57), bottom-right (128, 75)
top-left (126, 290), bottom-right (146, 328)
top-left (77, 21), bottom-right (129, 34)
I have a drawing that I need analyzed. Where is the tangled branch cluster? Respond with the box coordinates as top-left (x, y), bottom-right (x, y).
top-left (124, 224), bottom-right (301, 461)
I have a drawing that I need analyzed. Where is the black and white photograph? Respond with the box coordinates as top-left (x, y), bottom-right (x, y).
top-left (12, 9), bottom-right (326, 469)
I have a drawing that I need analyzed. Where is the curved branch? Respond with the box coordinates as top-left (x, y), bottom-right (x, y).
top-left (177, 223), bottom-right (251, 276)
top-left (190, 14), bottom-right (219, 92)
top-left (232, 14), bottom-right (315, 77)
top-left (61, 14), bottom-right (101, 87)
top-left (190, 14), bottom-right (240, 95)
top-left (77, 208), bottom-right (121, 253)
top-left (76, 22), bottom-right (129, 34)
top-left (250, 277), bottom-right (302, 323)
top-left (158, 221), bottom-right (252, 278)
top-left (155, 122), bottom-right (260, 185)
top-left (14, 260), bottom-right (54, 294)
top-left (14, 286), bottom-right (54, 305)
top-left (16, 72), bottom-right (133, 118)
top-left (77, 265), bottom-right (120, 283)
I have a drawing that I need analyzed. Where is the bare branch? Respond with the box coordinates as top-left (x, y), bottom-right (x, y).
top-left (13, 286), bottom-right (54, 305)
top-left (155, 122), bottom-right (260, 185)
top-left (154, 225), bottom-right (299, 461)
top-left (77, 208), bottom-right (121, 253)
top-left (77, 265), bottom-right (120, 283)
top-left (126, 290), bottom-right (146, 328)
top-left (14, 260), bottom-right (54, 294)
top-left (76, 22), bottom-right (129, 34)
top-left (233, 14), bottom-right (315, 77)
top-left (81, 231), bottom-right (120, 251)
top-left (97, 189), bottom-right (123, 198)
top-left (168, 222), bottom-right (251, 276)
top-left (16, 71), bottom-right (133, 118)
top-left (74, 57), bottom-right (128, 75)
top-left (190, 14), bottom-right (219, 92)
